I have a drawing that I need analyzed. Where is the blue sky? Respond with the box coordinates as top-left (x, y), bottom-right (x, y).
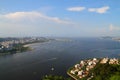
top-left (0, 0), bottom-right (120, 37)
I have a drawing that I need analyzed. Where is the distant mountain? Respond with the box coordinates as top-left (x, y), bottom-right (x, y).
top-left (101, 36), bottom-right (113, 39)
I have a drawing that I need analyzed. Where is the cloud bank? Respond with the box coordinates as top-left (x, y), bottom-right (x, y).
top-left (2, 11), bottom-right (71, 24)
top-left (0, 11), bottom-right (75, 37)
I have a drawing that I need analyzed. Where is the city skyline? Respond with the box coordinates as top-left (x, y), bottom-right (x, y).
top-left (0, 0), bottom-right (120, 37)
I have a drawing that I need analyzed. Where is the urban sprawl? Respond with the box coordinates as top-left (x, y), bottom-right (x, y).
top-left (0, 37), bottom-right (48, 52)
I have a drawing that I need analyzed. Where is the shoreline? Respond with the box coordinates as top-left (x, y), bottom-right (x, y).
top-left (67, 72), bottom-right (77, 80)
top-left (0, 41), bottom-right (49, 56)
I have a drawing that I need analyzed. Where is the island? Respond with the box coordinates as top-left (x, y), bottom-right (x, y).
top-left (112, 38), bottom-right (120, 42)
top-left (0, 37), bottom-right (52, 56)
top-left (101, 36), bottom-right (120, 42)
top-left (67, 58), bottom-right (120, 80)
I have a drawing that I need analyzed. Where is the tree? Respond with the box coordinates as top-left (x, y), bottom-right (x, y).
top-left (109, 75), bottom-right (120, 80)
top-left (42, 75), bottom-right (72, 80)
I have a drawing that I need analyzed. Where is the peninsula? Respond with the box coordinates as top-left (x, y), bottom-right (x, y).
top-left (67, 58), bottom-right (120, 80)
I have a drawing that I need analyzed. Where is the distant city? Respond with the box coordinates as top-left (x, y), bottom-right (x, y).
top-left (0, 37), bottom-right (51, 55)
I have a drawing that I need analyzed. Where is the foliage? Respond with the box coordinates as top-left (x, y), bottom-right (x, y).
top-left (42, 75), bottom-right (72, 80)
top-left (109, 75), bottom-right (120, 80)
top-left (91, 63), bottom-right (120, 80)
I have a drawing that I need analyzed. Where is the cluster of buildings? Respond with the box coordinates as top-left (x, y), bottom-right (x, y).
top-left (0, 37), bottom-right (48, 52)
top-left (68, 58), bottom-right (120, 80)
top-left (100, 58), bottom-right (109, 64)
top-left (100, 58), bottom-right (119, 64)
top-left (0, 41), bottom-right (14, 51)
top-left (70, 58), bottom-right (99, 79)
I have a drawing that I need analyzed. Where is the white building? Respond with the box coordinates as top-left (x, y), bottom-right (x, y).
top-left (100, 58), bottom-right (108, 64)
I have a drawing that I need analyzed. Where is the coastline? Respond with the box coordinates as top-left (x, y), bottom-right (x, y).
top-left (0, 45), bottom-right (31, 56)
top-left (67, 72), bottom-right (77, 80)
top-left (0, 41), bottom-right (49, 56)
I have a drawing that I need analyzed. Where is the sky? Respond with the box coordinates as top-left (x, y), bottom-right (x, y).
top-left (0, 0), bottom-right (120, 37)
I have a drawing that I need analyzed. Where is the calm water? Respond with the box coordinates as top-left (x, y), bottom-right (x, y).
top-left (0, 38), bottom-right (120, 80)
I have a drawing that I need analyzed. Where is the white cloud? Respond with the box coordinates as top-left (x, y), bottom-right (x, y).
top-left (67, 7), bottom-right (86, 11)
top-left (109, 24), bottom-right (120, 31)
top-left (109, 24), bottom-right (114, 31)
top-left (4, 12), bottom-right (42, 19)
top-left (3, 11), bottom-right (70, 24)
top-left (88, 6), bottom-right (110, 14)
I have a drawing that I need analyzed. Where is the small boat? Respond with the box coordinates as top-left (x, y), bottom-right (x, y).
top-left (51, 67), bottom-right (54, 71)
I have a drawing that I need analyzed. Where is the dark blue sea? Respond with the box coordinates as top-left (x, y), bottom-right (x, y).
top-left (0, 38), bottom-right (120, 80)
